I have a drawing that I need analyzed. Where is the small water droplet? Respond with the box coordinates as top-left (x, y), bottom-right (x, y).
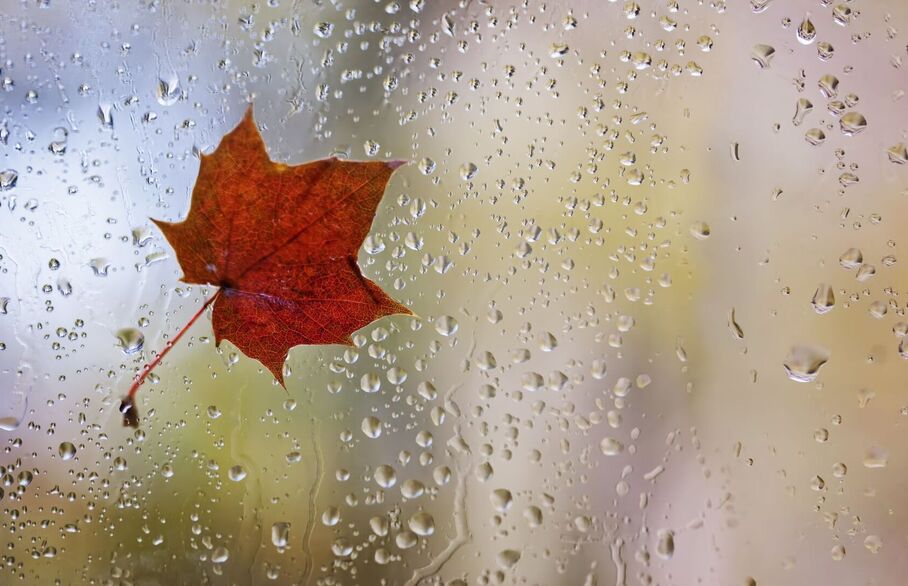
top-left (728, 309), bottom-right (744, 340)
top-left (550, 43), bottom-right (569, 58)
top-left (97, 102), bottom-right (114, 129)
top-left (313, 21), bottom-right (334, 38)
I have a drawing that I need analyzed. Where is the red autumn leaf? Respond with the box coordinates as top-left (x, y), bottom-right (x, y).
top-left (120, 106), bottom-right (410, 427)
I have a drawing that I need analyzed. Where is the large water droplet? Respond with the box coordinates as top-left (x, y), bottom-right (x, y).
top-left (863, 446), bottom-right (889, 468)
top-left (818, 75), bottom-right (839, 98)
top-left (0, 169), bottom-right (18, 190)
top-left (751, 44), bottom-right (775, 69)
top-left (656, 529), bottom-right (675, 559)
top-left (811, 284), bottom-right (835, 314)
top-left (116, 328), bottom-right (145, 355)
top-left (58, 442), bottom-right (76, 460)
top-left (839, 111), bottom-right (867, 136)
top-left (887, 143), bottom-right (908, 164)
top-left (271, 522), bottom-right (290, 549)
top-left (156, 74), bottom-right (181, 106)
top-left (783, 344), bottom-right (830, 383)
top-left (792, 98), bottom-right (813, 126)
top-left (408, 512), bottom-right (435, 536)
top-left (0, 390), bottom-right (27, 431)
top-left (796, 15), bottom-right (816, 45)
top-left (839, 248), bottom-right (863, 268)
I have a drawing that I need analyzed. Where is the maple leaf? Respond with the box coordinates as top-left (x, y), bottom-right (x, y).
top-left (120, 106), bottom-right (410, 427)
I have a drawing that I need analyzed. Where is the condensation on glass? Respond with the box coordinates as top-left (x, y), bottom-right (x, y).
top-left (0, 0), bottom-right (906, 585)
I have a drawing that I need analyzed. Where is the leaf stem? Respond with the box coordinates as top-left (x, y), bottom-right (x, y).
top-left (120, 289), bottom-right (221, 427)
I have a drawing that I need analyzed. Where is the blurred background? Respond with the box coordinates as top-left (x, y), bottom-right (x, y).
top-left (1, 0), bottom-right (907, 584)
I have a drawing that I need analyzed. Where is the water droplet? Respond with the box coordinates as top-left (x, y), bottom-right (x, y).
top-left (751, 44), bottom-right (775, 69)
top-left (811, 284), bottom-right (835, 314)
top-left (228, 465), bottom-right (247, 482)
top-left (491, 488), bottom-right (513, 513)
top-left (550, 43), bottom-right (569, 58)
top-left (417, 157), bottom-right (436, 175)
top-left (796, 15), bottom-right (816, 45)
top-left (97, 102), bottom-right (114, 128)
top-left (805, 128), bottom-right (826, 146)
top-left (832, 4), bottom-right (852, 26)
top-left (839, 248), bottom-right (863, 268)
top-left (362, 140), bottom-right (383, 160)
top-left (374, 464), bottom-right (397, 488)
top-left (839, 112), bottom-right (867, 136)
top-left (0, 391), bottom-right (27, 431)
top-left (656, 529), bottom-right (675, 559)
top-left (361, 416), bottom-right (382, 439)
top-left (856, 263), bottom-right (876, 282)
top-left (600, 437), bottom-right (624, 456)
top-left (434, 315), bottom-right (458, 336)
top-left (48, 127), bottom-right (67, 155)
top-left (271, 522), bottom-right (290, 549)
top-left (0, 169), bottom-right (18, 190)
top-left (90, 258), bottom-right (111, 277)
top-left (360, 372), bottom-right (381, 393)
top-left (460, 162), bottom-right (478, 180)
top-left (863, 446), bottom-right (888, 468)
top-left (211, 546), bottom-right (230, 563)
top-left (156, 74), bottom-right (180, 106)
top-left (395, 531), bottom-right (418, 550)
top-left (831, 544), bottom-right (846, 561)
top-left (313, 21), bottom-right (334, 38)
top-left (321, 507), bottom-right (340, 527)
top-left (864, 535), bottom-right (883, 554)
top-left (497, 549), bottom-right (521, 570)
top-left (727, 309), bottom-right (744, 340)
top-left (793, 98), bottom-right (813, 126)
top-left (783, 344), bottom-right (830, 383)
top-left (58, 442), bottom-right (76, 460)
top-left (116, 328), bottom-right (145, 355)
top-left (690, 221), bottom-right (711, 239)
top-left (408, 512), bottom-right (435, 536)
top-left (401, 478), bottom-right (425, 499)
top-left (887, 143), bottom-right (907, 164)
top-left (818, 75), bottom-right (839, 98)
